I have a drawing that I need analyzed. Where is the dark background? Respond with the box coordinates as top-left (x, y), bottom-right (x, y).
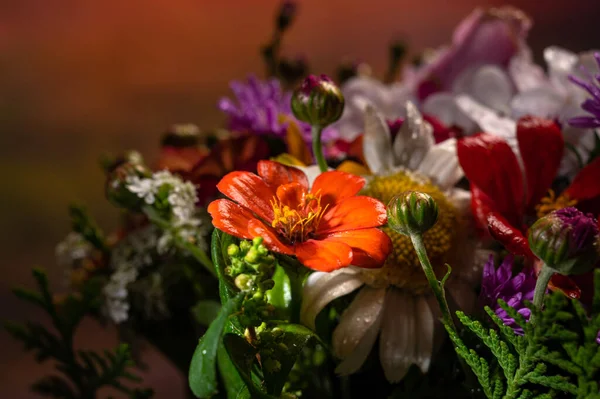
top-left (1, 0), bottom-right (599, 396)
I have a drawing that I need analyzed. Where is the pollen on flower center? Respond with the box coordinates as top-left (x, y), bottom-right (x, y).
top-left (270, 191), bottom-right (328, 243)
top-left (535, 190), bottom-right (577, 219)
top-left (360, 170), bottom-right (461, 294)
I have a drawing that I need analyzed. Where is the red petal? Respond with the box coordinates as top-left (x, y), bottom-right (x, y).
top-left (548, 274), bottom-right (581, 300)
top-left (318, 196), bottom-right (388, 234)
top-left (457, 133), bottom-right (524, 226)
top-left (257, 160), bottom-right (309, 190)
top-left (294, 239), bottom-right (353, 272)
top-left (247, 219), bottom-right (293, 255)
top-left (217, 171), bottom-right (275, 222)
top-left (516, 116), bottom-right (563, 210)
top-left (487, 212), bottom-right (535, 259)
top-left (311, 171), bottom-right (366, 208)
top-left (566, 156), bottom-right (600, 202)
top-left (207, 199), bottom-right (254, 239)
top-left (276, 182), bottom-right (307, 209)
top-left (471, 184), bottom-right (496, 236)
top-left (321, 228), bottom-right (392, 268)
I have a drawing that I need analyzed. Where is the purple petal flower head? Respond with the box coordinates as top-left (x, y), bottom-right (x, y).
top-left (597, 329), bottom-right (600, 345)
top-left (529, 207), bottom-right (599, 276)
top-left (568, 53), bottom-right (600, 129)
top-left (218, 75), bottom-right (337, 144)
top-left (415, 6), bottom-right (531, 101)
top-left (480, 254), bottom-right (537, 335)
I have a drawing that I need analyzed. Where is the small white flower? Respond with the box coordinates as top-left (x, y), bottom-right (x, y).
top-left (55, 232), bottom-right (92, 268)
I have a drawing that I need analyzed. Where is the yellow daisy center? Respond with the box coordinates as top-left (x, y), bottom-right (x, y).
top-left (360, 170), bottom-right (461, 294)
top-left (535, 190), bottom-right (577, 219)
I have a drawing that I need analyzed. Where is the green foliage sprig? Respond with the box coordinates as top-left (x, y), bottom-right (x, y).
top-left (4, 269), bottom-right (153, 399)
top-left (446, 270), bottom-right (600, 399)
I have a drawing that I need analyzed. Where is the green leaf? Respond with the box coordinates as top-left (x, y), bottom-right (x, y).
top-left (192, 300), bottom-right (222, 327)
top-left (189, 293), bottom-right (243, 398)
top-left (68, 203), bottom-right (108, 253)
top-left (222, 334), bottom-right (274, 399)
top-left (211, 229), bottom-right (239, 304)
top-left (217, 343), bottom-right (250, 399)
top-left (266, 263), bottom-right (291, 320)
top-left (262, 323), bottom-right (316, 396)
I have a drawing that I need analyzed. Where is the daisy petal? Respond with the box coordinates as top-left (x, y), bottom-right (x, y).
top-left (217, 171), bottom-right (275, 222)
top-left (379, 289), bottom-right (415, 382)
top-left (311, 171), bottom-right (366, 209)
top-left (414, 296), bottom-right (435, 373)
top-left (468, 65), bottom-right (513, 114)
top-left (247, 219), bottom-right (293, 255)
top-left (207, 199), bottom-right (254, 239)
top-left (333, 287), bottom-right (386, 374)
top-left (394, 102), bottom-right (434, 170)
top-left (510, 87), bottom-right (564, 119)
top-left (321, 229), bottom-right (392, 268)
top-left (294, 239), bottom-right (353, 272)
top-left (363, 105), bottom-right (395, 174)
top-left (417, 138), bottom-right (463, 190)
top-left (300, 269), bottom-right (364, 330)
top-left (318, 196), bottom-right (388, 234)
top-left (256, 160), bottom-right (309, 190)
top-left (455, 95), bottom-right (517, 143)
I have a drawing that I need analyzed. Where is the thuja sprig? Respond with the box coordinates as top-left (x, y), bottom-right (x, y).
top-left (4, 269), bottom-right (152, 399)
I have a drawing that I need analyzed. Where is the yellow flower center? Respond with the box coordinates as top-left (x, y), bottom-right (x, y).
top-left (270, 192), bottom-right (328, 243)
top-left (360, 170), bottom-right (461, 294)
top-left (535, 190), bottom-right (577, 218)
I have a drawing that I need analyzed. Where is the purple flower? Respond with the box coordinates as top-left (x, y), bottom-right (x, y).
top-left (568, 53), bottom-right (600, 128)
top-left (596, 330), bottom-right (600, 345)
top-left (554, 207), bottom-right (600, 252)
top-left (480, 254), bottom-right (537, 335)
top-left (218, 75), bottom-right (336, 144)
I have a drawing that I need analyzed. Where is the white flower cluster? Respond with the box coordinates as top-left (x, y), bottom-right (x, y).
top-left (103, 226), bottom-right (160, 323)
top-left (55, 232), bottom-right (93, 268)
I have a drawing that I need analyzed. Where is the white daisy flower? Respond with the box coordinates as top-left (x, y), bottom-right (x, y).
top-left (301, 102), bottom-right (489, 382)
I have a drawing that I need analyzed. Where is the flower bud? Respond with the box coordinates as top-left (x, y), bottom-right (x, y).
top-left (528, 207), bottom-right (599, 275)
top-left (234, 273), bottom-right (253, 291)
top-left (161, 123), bottom-right (201, 148)
top-left (387, 191), bottom-right (439, 235)
top-left (291, 74), bottom-right (345, 127)
top-left (276, 0), bottom-right (297, 31)
top-left (105, 161), bottom-right (151, 209)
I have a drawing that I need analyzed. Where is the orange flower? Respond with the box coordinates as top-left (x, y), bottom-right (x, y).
top-left (208, 160), bottom-right (392, 272)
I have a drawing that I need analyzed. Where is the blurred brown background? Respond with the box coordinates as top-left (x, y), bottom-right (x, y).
top-left (1, 0), bottom-right (599, 397)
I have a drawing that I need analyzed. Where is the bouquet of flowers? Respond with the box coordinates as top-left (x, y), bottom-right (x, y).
top-left (7, 2), bottom-right (600, 398)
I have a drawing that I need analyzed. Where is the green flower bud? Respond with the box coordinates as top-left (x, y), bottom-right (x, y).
top-left (234, 274), bottom-right (253, 291)
top-left (239, 240), bottom-right (252, 253)
top-left (528, 207), bottom-right (599, 275)
top-left (227, 244), bottom-right (240, 257)
top-left (244, 248), bottom-right (260, 264)
top-left (387, 191), bottom-right (439, 236)
top-left (252, 236), bottom-right (264, 246)
top-left (105, 161), bottom-right (151, 209)
top-left (291, 74), bottom-right (344, 127)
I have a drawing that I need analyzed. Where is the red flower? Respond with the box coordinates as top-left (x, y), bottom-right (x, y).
top-left (458, 116), bottom-right (600, 298)
top-left (208, 160), bottom-right (392, 272)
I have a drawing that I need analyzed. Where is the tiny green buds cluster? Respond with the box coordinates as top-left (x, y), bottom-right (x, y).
top-left (529, 207), bottom-right (599, 276)
top-left (387, 191), bottom-right (439, 236)
top-left (225, 237), bottom-right (277, 327)
top-left (105, 161), bottom-right (151, 209)
top-left (291, 74), bottom-right (344, 128)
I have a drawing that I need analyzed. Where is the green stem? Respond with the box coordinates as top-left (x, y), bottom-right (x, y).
top-left (279, 259), bottom-right (308, 323)
top-left (531, 264), bottom-right (554, 325)
top-left (409, 233), bottom-right (456, 330)
top-left (311, 125), bottom-right (328, 173)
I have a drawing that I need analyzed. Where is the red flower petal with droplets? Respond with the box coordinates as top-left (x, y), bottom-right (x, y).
top-left (294, 239), bottom-right (354, 272)
top-left (311, 170), bottom-right (365, 209)
top-left (321, 229), bottom-right (392, 268)
top-left (565, 156), bottom-right (600, 202)
top-left (487, 212), bottom-right (534, 259)
top-left (458, 133), bottom-right (525, 227)
top-left (217, 171), bottom-right (276, 222)
top-left (471, 184), bottom-right (497, 236)
top-left (257, 160), bottom-right (309, 190)
top-left (516, 116), bottom-right (564, 211)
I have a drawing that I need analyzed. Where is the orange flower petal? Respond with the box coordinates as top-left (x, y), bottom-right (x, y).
top-left (248, 219), bottom-right (294, 255)
top-left (318, 196), bottom-right (388, 234)
top-left (207, 199), bottom-right (255, 239)
top-left (217, 171), bottom-right (275, 222)
top-left (311, 171), bottom-right (366, 208)
top-left (257, 160), bottom-right (309, 189)
top-left (294, 239), bottom-right (353, 272)
top-left (276, 182), bottom-right (307, 209)
top-left (321, 229), bottom-right (392, 268)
